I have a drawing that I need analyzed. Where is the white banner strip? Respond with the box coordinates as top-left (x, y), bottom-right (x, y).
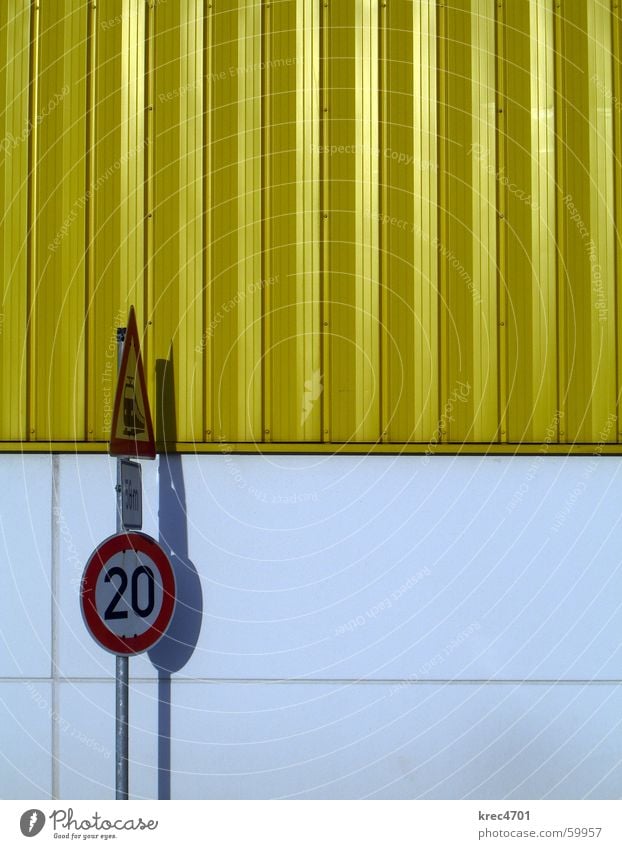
top-left (2, 800), bottom-right (621, 848)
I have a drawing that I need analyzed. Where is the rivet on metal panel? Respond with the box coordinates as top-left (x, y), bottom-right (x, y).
top-left (265, 430), bottom-right (270, 435)
top-left (499, 322), bottom-right (505, 327)
top-left (323, 322), bottom-right (328, 327)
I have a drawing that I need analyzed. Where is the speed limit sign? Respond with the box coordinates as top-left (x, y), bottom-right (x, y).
top-left (80, 532), bottom-right (175, 655)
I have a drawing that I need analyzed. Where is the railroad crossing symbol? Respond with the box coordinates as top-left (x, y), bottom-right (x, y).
top-left (80, 532), bottom-right (176, 655)
top-left (109, 306), bottom-right (156, 459)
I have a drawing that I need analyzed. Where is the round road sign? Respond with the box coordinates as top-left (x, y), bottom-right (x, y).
top-left (80, 532), bottom-right (175, 655)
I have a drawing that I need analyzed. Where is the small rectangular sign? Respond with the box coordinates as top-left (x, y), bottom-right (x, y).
top-left (120, 459), bottom-right (142, 530)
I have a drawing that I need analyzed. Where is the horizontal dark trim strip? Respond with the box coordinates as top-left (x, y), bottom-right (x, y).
top-left (0, 441), bottom-right (620, 457)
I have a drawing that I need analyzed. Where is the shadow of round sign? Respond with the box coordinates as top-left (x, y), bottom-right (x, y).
top-left (80, 532), bottom-right (176, 655)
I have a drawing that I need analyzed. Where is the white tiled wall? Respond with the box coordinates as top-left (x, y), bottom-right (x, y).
top-left (0, 456), bottom-right (52, 677)
top-left (0, 682), bottom-right (53, 798)
top-left (0, 454), bottom-right (621, 798)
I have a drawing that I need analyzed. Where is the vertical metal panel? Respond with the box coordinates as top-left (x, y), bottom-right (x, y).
top-left (34, 1), bottom-right (88, 440)
top-left (501, 0), bottom-right (558, 442)
top-left (265, 0), bottom-right (321, 442)
top-left (326, 0), bottom-right (380, 443)
top-left (615, 0), bottom-right (622, 442)
top-left (89, 0), bottom-right (145, 442)
top-left (556, 0), bottom-right (616, 443)
top-left (210, 0), bottom-right (262, 442)
top-left (0, 1), bottom-right (30, 439)
top-left (382, 0), bottom-right (438, 442)
top-left (439, 0), bottom-right (498, 443)
top-left (203, 0), bottom-right (212, 442)
top-left (153, 0), bottom-right (204, 443)
top-left (144, 0), bottom-right (155, 416)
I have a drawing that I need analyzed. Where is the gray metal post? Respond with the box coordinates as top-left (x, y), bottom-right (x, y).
top-left (116, 327), bottom-right (129, 801)
top-left (115, 655), bottom-right (129, 799)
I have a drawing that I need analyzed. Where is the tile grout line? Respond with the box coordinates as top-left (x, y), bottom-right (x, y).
top-left (51, 455), bottom-right (60, 800)
top-left (8, 676), bottom-right (622, 687)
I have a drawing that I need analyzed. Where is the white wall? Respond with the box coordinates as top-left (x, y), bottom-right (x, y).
top-left (1, 453), bottom-right (621, 799)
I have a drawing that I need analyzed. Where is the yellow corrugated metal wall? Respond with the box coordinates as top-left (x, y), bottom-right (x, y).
top-left (1, 0), bottom-right (621, 451)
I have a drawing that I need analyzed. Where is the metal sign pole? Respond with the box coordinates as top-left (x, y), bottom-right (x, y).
top-left (115, 326), bottom-right (129, 801)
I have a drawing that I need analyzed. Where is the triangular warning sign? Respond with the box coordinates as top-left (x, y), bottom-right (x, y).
top-left (109, 306), bottom-right (156, 459)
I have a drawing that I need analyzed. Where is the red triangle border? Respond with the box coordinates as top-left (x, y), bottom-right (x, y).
top-left (109, 306), bottom-right (156, 459)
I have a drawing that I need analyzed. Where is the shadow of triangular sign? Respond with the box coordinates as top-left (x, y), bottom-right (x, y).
top-left (109, 306), bottom-right (156, 459)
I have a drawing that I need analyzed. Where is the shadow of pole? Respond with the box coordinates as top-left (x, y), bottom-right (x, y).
top-left (149, 351), bottom-right (203, 800)
top-left (156, 673), bottom-right (171, 800)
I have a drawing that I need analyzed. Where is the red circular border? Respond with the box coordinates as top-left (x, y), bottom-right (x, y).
top-left (80, 532), bottom-right (176, 655)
